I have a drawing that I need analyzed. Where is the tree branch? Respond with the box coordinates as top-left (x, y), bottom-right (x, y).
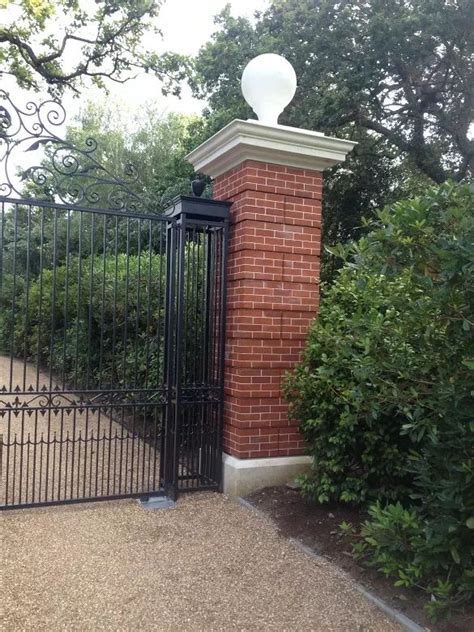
top-left (0, 4), bottom-right (156, 92)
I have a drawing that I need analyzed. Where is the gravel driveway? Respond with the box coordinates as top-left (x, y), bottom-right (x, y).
top-left (2, 493), bottom-right (401, 631)
top-left (1, 356), bottom-right (160, 505)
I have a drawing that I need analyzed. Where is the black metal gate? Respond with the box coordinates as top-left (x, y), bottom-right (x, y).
top-left (0, 92), bottom-right (229, 509)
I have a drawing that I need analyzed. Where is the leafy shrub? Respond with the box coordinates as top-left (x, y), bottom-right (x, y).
top-left (284, 182), bottom-right (474, 615)
top-left (285, 181), bottom-right (473, 504)
top-left (0, 252), bottom-right (167, 387)
top-left (1, 247), bottom-right (207, 389)
top-left (344, 497), bottom-right (473, 619)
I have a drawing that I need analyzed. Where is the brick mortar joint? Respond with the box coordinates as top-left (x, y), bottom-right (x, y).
top-left (214, 183), bottom-right (322, 204)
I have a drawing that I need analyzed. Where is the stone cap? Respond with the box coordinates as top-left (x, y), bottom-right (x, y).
top-left (186, 119), bottom-right (357, 178)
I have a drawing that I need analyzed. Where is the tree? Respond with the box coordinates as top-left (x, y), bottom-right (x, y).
top-left (187, 1), bottom-right (472, 280)
top-left (56, 100), bottom-right (199, 205)
top-left (191, 1), bottom-right (473, 184)
top-left (0, 0), bottom-right (187, 96)
top-left (17, 98), bottom-right (200, 206)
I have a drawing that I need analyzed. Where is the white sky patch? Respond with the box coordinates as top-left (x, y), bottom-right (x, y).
top-left (110, 0), bottom-right (269, 116)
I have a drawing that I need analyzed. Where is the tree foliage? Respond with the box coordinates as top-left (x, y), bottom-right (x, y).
top-left (187, 0), bottom-right (473, 280)
top-left (191, 0), bottom-right (473, 183)
top-left (0, 246), bottom-right (208, 391)
top-left (63, 101), bottom-right (199, 205)
top-left (21, 99), bottom-right (200, 209)
top-left (285, 181), bottom-right (473, 503)
top-left (0, 101), bottom-right (200, 309)
top-left (0, 0), bottom-right (187, 96)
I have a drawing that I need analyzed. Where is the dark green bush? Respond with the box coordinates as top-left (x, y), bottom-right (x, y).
top-left (284, 182), bottom-right (474, 615)
top-left (1, 247), bottom-right (206, 389)
top-left (0, 252), bottom-right (167, 387)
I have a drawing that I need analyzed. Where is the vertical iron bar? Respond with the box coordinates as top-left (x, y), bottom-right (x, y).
top-left (36, 207), bottom-right (44, 389)
top-left (25, 432), bottom-right (30, 504)
top-left (58, 407), bottom-right (64, 501)
top-left (144, 222), bottom-right (153, 389)
top-left (106, 402), bottom-right (114, 496)
top-left (51, 431), bottom-right (57, 500)
top-left (48, 209), bottom-right (58, 390)
top-left (100, 428), bottom-right (106, 497)
top-left (45, 209), bottom-right (58, 502)
top-left (18, 413), bottom-right (24, 504)
top-left (64, 431), bottom-right (69, 500)
top-left (134, 220), bottom-right (142, 388)
top-left (76, 429), bottom-right (81, 498)
top-left (118, 406), bottom-right (125, 494)
top-left (122, 218), bottom-right (131, 388)
top-left (129, 406), bottom-right (137, 494)
top-left (74, 212), bottom-right (83, 390)
top-left (4, 414), bottom-right (11, 505)
top-left (22, 204), bottom-right (32, 391)
top-left (94, 407), bottom-right (102, 497)
top-left (88, 429), bottom-right (94, 497)
top-left (111, 217), bottom-right (119, 389)
top-left (38, 432), bottom-right (43, 503)
top-left (98, 214), bottom-right (107, 388)
top-left (86, 213), bottom-right (96, 389)
top-left (12, 435), bottom-right (17, 504)
top-left (31, 411), bottom-right (37, 503)
top-left (9, 204), bottom-right (18, 391)
top-left (161, 220), bottom-right (177, 497)
top-left (82, 408), bottom-right (90, 498)
top-left (62, 209), bottom-right (71, 389)
top-left (112, 427), bottom-right (118, 496)
top-left (171, 216), bottom-right (187, 497)
top-left (70, 406), bottom-right (77, 499)
top-left (216, 222), bottom-right (229, 488)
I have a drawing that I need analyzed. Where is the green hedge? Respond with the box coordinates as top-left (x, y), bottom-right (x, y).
top-left (0, 247), bottom-right (206, 389)
top-left (284, 182), bottom-right (473, 616)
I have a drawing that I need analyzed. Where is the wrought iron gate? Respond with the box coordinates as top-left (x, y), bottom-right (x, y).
top-left (0, 92), bottom-right (229, 509)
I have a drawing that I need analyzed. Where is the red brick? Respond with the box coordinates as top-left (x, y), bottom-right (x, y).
top-left (215, 159), bottom-right (322, 458)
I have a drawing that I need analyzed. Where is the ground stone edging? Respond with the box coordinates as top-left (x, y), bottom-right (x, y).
top-left (236, 496), bottom-right (426, 632)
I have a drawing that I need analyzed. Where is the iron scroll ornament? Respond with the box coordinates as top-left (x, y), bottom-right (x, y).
top-left (0, 90), bottom-right (143, 212)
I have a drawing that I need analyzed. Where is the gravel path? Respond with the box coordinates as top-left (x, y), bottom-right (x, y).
top-left (2, 493), bottom-right (401, 631)
top-left (1, 356), bottom-right (161, 505)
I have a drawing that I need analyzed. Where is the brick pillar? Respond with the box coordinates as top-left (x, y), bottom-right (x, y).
top-left (186, 119), bottom-right (355, 495)
top-left (213, 160), bottom-right (322, 459)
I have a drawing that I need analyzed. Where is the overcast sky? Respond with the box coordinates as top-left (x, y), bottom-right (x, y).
top-left (113, 0), bottom-right (270, 116)
top-left (159, 1), bottom-right (269, 85)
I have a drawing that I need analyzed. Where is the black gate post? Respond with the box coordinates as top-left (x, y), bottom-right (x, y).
top-left (163, 196), bottom-right (230, 494)
top-left (169, 212), bottom-right (187, 501)
top-left (216, 219), bottom-right (230, 491)
top-left (161, 219), bottom-right (179, 500)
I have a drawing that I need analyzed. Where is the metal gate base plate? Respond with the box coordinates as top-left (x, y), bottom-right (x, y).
top-left (139, 496), bottom-right (176, 510)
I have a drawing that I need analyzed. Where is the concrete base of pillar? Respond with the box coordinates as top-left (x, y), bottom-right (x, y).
top-left (222, 453), bottom-right (312, 497)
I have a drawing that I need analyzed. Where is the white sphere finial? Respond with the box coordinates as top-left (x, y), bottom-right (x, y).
top-left (241, 53), bottom-right (297, 125)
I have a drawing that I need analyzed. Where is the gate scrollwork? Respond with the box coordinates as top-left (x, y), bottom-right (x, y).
top-left (0, 89), bottom-right (142, 211)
